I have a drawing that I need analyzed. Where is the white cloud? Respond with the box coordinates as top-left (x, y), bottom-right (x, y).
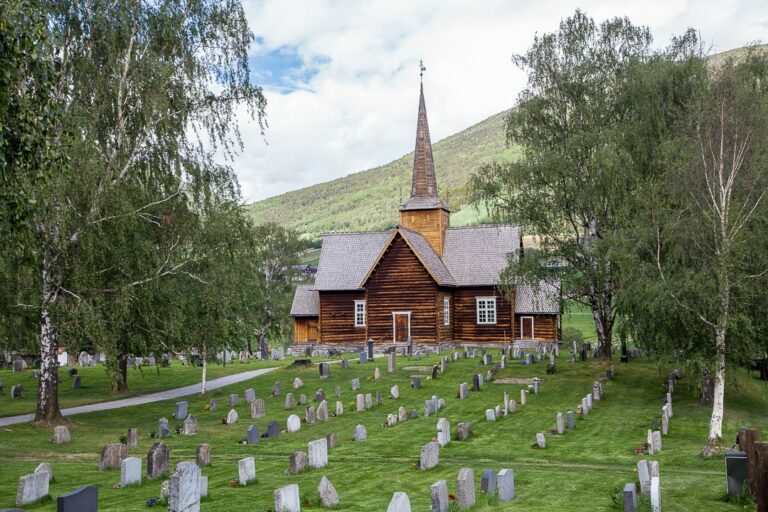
top-left (234, 0), bottom-right (765, 203)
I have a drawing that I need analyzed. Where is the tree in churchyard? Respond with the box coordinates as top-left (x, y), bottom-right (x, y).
top-left (23, 0), bottom-right (266, 423)
top-left (241, 223), bottom-right (304, 356)
top-left (619, 50), bottom-right (768, 455)
top-left (471, 10), bottom-right (653, 358)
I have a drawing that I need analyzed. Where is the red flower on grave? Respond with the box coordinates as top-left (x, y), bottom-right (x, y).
top-left (230, 479), bottom-right (239, 488)
top-left (448, 494), bottom-right (456, 501)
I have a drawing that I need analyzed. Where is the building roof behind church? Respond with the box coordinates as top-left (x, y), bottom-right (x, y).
top-left (290, 284), bottom-right (320, 316)
top-left (442, 225), bottom-right (521, 286)
top-left (515, 280), bottom-right (561, 314)
top-left (313, 224), bottom-right (521, 290)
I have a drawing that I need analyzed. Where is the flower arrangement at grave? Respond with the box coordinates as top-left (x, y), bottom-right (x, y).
top-left (230, 479), bottom-right (239, 488)
top-left (221, 417), bottom-right (227, 424)
top-left (204, 403), bottom-right (211, 411)
top-left (449, 493), bottom-right (456, 501)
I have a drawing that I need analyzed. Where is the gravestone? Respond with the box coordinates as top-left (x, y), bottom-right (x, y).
top-left (341, 358), bottom-right (349, 369)
top-left (336, 401), bottom-right (344, 416)
top-left (319, 362), bottom-right (330, 379)
top-left (483, 353), bottom-right (492, 365)
top-left (472, 374), bottom-right (481, 392)
top-left (556, 412), bottom-right (565, 435)
top-left (520, 389), bottom-right (526, 405)
top-left (158, 418), bottom-right (170, 438)
top-left (457, 422), bottom-right (471, 441)
top-left (398, 406), bottom-right (407, 422)
top-left (247, 424), bottom-right (259, 444)
top-left (376, 390), bottom-right (382, 405)
top-left (359, 352), bottom-right (368, 363)
top-left (327, 432), bottom-right (339, 449)
top-left (533, 378), bottom-right (540, 394)
top-left (285, 393), bottom-right (295, 410)
top-left (244, 388), bottom-right (256, 403)
top-left (459, 382), bottom-right (468, 399)
top-left (16, 471), bottom-right (49, 506)
top-left (581, 397), bottom-right (589, 416)
top-left (52, 425), bottom-right (71, 444)
top-left (637, 460), bottom-right (651, 496)
top-left (386, 413), bottom-right (397, 427)
top-left (238, 456), bottom-right (256, 485)
top-left (209, 399), bottom-right (218, 412)
top-left (267, 420), bottom-right (280, 438)
top-left (388, 352), bottom-right (396, 373)
top-left (200, 476), bottom-right (208, 499)
top-left (56, 485), bottom-right (97, 512)
top-left (335, 385), bottom-right (341, 398)
top-left (485, 409), bottom-right (496, 422)
top-left (536, 432), bottom-right (546, 448)
top-left (593, 381), bottom-right (601, 401)
top-left (354, 424), bottom-right (367, 441)
top-left (387, 492), bottom-right (411, 512)
top-left (196, 444), bottom-right (210, 467)
top-left (356, 393), bottom-right (365, 412)
top-left (623, 482), bottom-right (638, 512)
top-left (34, 462), bottom-right (52, 483)
top-left (72, 376), bottom-right (81, 389)
top-left (120, 457), bottom-right (141, 487)
top-left (251, 399), bottom-right (266, 418)
top-left (182, 415), bottom-right (197, 435)
top-left (646, 430), bottom-right (654, 455)
top-left (666, 393), bottom-right (673, 417)
top-left (374, 367), bottom-right (381, 380)
top-left (498, 469), bottom-right (515, 501)
top-left (457, 468), bottom-right (476, 508)
top-left (99, 444), bottom-right (129, 471)
top-left (12, 359), bottom-right (23, 373)
top-left (437, 418), bottom-right (450, 447)
top-left (652, 430), bottom-right (662, 452)
top-left (147, 442), bottom-right (169, 479)
top-left (308, 438), bottom-right (328, 468)
top-left (274, 483), bottom-right (301, 512)
top-left (508, 398), bottom-right (517, 413)
top-left (501, 355), bottom-right (507, 368)
top-left (351, 378), bottom-right (360, 391)
top-left (226, 409), bottom-right (239, 424)
top-left (650, 476), bottom-right (661, 512)
top-left (229, 393), bottom-right (239, 407)
top-left (481, 469), bottom-right (497, 494)
top-left (272, 381), bottom-right (282, 396)
top-left (431, 365), bottom-right (439, 379)
top-left (127, 428), bottom-right (139, 447)
top-left (293, 377), bottom-right (303, 389)
top-left (318, 476), bottom-right (339, 507)
top-left (174, 401), bottom-right (188, 420)
top-left (420, 441), bottom-right (440, 469)
top-left (586, 393), bottom-right (593, 409)
top-left (317, 400), bottom-right (329, 421)
top-left (390, 384), bottom-right (400, 399)
top-left (431, 480), bottom-right (449, 512)
top-left (661, 407), bottom-right (669, 435)
top-left (287, 414), bottom-right (301, 433)
top-left (289, 451), bottom-right (308, 474)
top-left (567, 410), bottom-right (575, 429)
top-left (411, 376), bottom-right (421, 389)
top-left (305, 405), bottom-right (316, 424)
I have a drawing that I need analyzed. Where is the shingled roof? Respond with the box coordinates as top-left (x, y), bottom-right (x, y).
top-left (290, 284), bottom-right (320, 316)
top-left (442, 225), bottom-right (521, 286)
top-left (515, 280), bottom-right (561, 314)
top-left (313, 230), bottom-right (393, 290)
top-left (398, 227), bottom-right (455, 286)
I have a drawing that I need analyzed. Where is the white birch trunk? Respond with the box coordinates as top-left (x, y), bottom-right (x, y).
top-left (200, 342), bottom-right (207, 395)
top-left (35, 254), bottom-right (61, 423)
top-left (707, 327), bottom-right (726, 445)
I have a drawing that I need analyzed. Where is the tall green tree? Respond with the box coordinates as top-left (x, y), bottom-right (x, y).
top-left (619, 50), bottom-right (768, 454)
top-left (471, 10), bottom-right (653, 358)
top-left (22, 0), bottom-right (265, 423)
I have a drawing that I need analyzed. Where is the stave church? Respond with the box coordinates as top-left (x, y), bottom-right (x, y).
top-left (290, 82), bottom-right (560, 350)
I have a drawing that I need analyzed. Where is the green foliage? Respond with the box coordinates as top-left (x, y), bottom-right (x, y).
top-left (245, 110), bottom-right (514, 242)
top-left (561, 326), bottom-right (584, 345)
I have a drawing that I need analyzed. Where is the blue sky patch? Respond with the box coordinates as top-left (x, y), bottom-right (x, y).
top-left (250, 45), bottom-right (328, 94)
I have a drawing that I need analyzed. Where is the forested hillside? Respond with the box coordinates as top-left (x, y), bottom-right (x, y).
top-left (244, 110), bottom-right (516, 242)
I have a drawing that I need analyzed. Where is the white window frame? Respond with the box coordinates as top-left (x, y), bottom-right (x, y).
top-left (520, 316), bottom-right (535, 339)
top-left (443, 297), bottom-right (450, 325)
top-left (354, 300), bottom-right (366, 327)
top-left (391, 311), bottom-right (412, 342)
top-left (476, 296), bottom-right (497, 325)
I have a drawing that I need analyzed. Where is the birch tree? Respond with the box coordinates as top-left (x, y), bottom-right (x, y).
top-left (23, 0), bottom-right (265, 423)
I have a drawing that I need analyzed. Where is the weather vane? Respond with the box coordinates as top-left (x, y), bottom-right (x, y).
top-left (419, 59), bottom-right (426, 81)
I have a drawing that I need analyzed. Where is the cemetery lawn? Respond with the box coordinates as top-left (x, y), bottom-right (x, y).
top-left (0, 359), bottom-right (296, 418)
top-left (1, 352), bottom-right (766, 511)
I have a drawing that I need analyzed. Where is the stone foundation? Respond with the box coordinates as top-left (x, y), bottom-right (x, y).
top-left (288, 340), bottom-right (561, 357)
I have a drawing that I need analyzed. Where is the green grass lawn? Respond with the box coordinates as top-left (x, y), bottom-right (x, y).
top-left (0, 358), bottom-right (298, 418)
top-left (1, 349), bottom-right (765, 511)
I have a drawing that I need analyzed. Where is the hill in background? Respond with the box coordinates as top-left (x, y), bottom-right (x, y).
top-left (244, 109), bottom-right (516, 243)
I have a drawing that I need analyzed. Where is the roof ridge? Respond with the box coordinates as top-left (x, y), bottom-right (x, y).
top-left (322, 229), bottom-right (394, 237)
top-left (446, 224), bottom-right (520, 230)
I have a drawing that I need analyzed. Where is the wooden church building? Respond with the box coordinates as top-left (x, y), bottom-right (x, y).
top-left (290, 84), bottom-right (560, 348)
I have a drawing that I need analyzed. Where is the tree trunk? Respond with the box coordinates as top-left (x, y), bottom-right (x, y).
top-left (259, 334), bottom-right (268, 360)
top-left (246, 338), bottom-right (253, 355)
top-left (35, 305), bottom-right (62, 424)
top-left (200, 342), bottom-right (207, 395)
top-left (117, 353), bottom-right (128, 392)
top-left (705, 326), bottom-right (727, 451)
top-left (590, 299), bottom-right (613, 360)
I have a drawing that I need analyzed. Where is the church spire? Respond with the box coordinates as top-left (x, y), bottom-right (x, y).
top-left (401, 70), bottom-right (447, 212)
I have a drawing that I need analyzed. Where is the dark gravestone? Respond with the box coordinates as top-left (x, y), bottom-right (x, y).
top-left (0, 378), bottom-right (3, 395)
top-left (315, 389), bottom-right (326, 402)
top-left (57, 485), bottom-right (98, 512)
top-left (272, 381), bottom-right (282, 396)
top-left (431, 365), bottom-right (439, 379)
top-left (147, 442), bottom-right (169, 479)
top-left (376, 391), bottom-right (382, 405)
top-left (68, 368), bottom-right (78, 377)
top-left (359, 352), bottom-right (368, 364)
top-left (11, 384), bottom-right (23, 399)
top-left (72, 376), bottom-right (81, 389)
top-left (472, 374), bottom-right (481, 392)
top-left (341, 358), bottom-right (349, 369)
top-left (267, 420), bottom-right (280, 438)
top-left (411, 376), bottom-right (421, 389)
top-left (246, 425), bottom-right (259, 444)
top-left (481, 469), bottom-right (497, 494)
top-left (319, 363), bottom-right (330, 379)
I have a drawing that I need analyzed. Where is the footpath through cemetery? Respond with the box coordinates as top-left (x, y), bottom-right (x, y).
top-left (1, 345), bottom-right (766, 511)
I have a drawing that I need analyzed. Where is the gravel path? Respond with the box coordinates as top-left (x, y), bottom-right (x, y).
top-left (0, 366), bottom-right (279, 427)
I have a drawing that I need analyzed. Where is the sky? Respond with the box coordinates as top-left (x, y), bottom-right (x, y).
top-left (233, 0), bottom-right (768, 203)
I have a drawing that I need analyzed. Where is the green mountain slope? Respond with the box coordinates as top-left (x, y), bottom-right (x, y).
top-left (245, 110), bottom-right (517, 242)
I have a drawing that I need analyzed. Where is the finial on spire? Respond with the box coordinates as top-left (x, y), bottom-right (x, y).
top-left (419, 59), bottom-right (426, 82)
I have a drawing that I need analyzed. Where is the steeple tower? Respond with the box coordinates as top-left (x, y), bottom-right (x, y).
top-left (400, 72), bottom-right (450, 255)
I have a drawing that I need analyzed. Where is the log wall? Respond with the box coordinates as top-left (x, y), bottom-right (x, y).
top-left (318, 291), bottom-right (366, 344)
top-left (452, 287), bottom-right (514, 343)
top-left (513, 314), bottom-right (558, 341)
